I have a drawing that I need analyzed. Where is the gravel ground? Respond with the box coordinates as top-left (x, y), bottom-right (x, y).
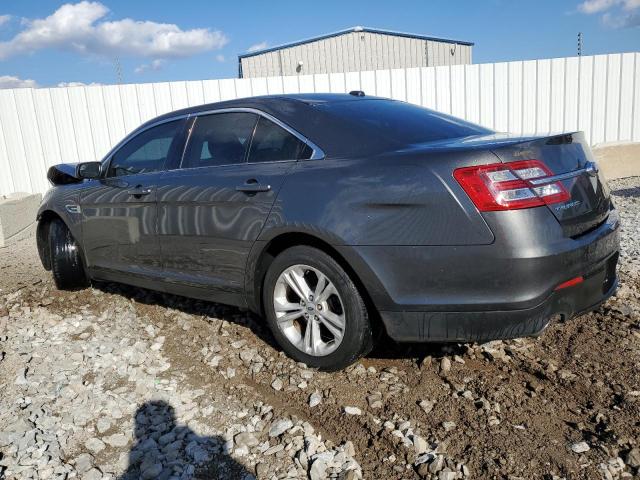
top-left (0, 177), bottom-right (639, 480)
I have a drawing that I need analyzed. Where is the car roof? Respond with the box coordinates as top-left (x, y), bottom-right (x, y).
top-left (140, 93), bottom-right (392, 157)
top-left (152, 93), bottom-right (376, 119)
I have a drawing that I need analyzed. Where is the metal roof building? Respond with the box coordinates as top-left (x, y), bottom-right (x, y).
top-left (238, 26), bottom-right (474, 78)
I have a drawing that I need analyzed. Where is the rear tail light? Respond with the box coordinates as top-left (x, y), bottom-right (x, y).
top-left (453, 160), bottom-right (570, 211)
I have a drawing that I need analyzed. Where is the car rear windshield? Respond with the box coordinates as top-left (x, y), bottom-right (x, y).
top-left (316, 99), bottom-right (492, 146)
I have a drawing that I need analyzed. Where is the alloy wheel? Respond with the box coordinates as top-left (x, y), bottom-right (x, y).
top-left (273, 264), bottom-right (346, 356)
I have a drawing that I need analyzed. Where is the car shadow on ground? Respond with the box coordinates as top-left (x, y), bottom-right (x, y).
top-left (118, 400), bottom-right (251, 480)
top-left (611, 186), bottom-right (640, 198)
top-left (94, 280), bottom-right (281, 350)
top-left (94, 281), bottom-right (463, 366)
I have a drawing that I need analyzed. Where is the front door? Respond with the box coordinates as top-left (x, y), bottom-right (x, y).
top-left (156, 111), bottom-right (313, 306)
top-left (80, 119), bottom-right (187, 280)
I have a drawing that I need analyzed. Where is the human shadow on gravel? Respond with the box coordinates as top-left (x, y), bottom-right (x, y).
top-left (119, 400), bottom-right (251, 480)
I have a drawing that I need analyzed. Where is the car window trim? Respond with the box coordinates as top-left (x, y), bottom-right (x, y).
top-left (191, 108), bottom-right (324, 162)
top-left (100, 107), bottom-right (324, 177)
top-left (244, 115), bottom-right (311, 165)
top-left (177, 112), bottom-right (259, 170)
top-left (175, 108), bottom-right (324, 171)
top-left (102, 116), bottom-right (190, 179)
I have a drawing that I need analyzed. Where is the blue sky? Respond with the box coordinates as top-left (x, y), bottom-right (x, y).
top-left (0, 0), bottom-right (638, 88)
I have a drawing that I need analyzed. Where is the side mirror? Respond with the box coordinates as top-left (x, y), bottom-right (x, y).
top-left (76, 162), bottom-right (102, 180)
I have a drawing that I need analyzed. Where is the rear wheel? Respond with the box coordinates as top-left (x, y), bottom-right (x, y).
top-left (263, 246), bottom-right (373, 370)
top-left (48, 219), bottom-right (89, 290)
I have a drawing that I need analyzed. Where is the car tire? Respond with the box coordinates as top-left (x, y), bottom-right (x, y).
top-left (48, 219), bottom-right (89, 290)
top-left (263, 245), bottom-right (373, 371)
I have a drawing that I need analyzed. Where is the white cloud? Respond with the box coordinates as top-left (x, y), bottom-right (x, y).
top-left (0, 2), bottom-right (228, 60)
top-left (215, 54), bottom-right (225, 62)
top-left (0, 14), bottom-right (11, 27)
top-left (57, 81), bottom-right (102, 87)
top-left (0, 75), bottom-right (39, 89)
top-left (134, 59), bottom-right (166, 74)
top-left (247, 41), bottom-right (268, 53)
top-left (603, 10), bottom-right (640, 26)
top-left (578, 0), bottom-right (640, 27)
top-left (578, 0), bottom-right (617, 13)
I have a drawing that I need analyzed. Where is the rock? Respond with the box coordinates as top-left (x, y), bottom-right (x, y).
top-left (344, 470), bottom-right (360, 480)
top-left (235, 432), bottom-right (259, 449)
top-left (239, 349), bottom-right (255, 363)
top-left (264, 443), bottom-right (285, 455)
top-left (271, 377), bottom-right (284, 391)
top-left (413, 435), bottom-right (429, 454)
top-left (571, 441), bottom-right (590, 453)
top-left (96, 418), bottom-right (111, 434)
top-left (14, 367), bottom-right (28, 385)
top-left (442, 421), bottom-right (456, 432)
top-left (344, 406), bottom-right (362, 415)
top-left (309, 392), bottom-right (322, 408)
top-left (367, 392), bottom-right (383, 409)
top-left (269, 419), bottom-right (293, 437)
top-left (82, 468), bottom-right (103, 480)
top-left (85, 438), bottom-right (106, 453)
top-left (186, 441), bottom-right (210, 463)
top-left (418, 399), bottom-right (435, 414)
top-left (73, 453), bottom-right (94, 474)
top-left (417, 462), bottom-right (431, 477)
top-left (438, 469), bottom-right (456, 480)
top-left (255, 462), bottom-right (269, 477)
top-left (488, 416), bottom-right (501, 426)
top-left (141, 463), bottom-right (163, 479)
top-left (440, 357), bottom-right (451, 374)
top-left (158, 431), bottom-right (176, 446)
top-left (625, 448), bottom-right (640, 468)
top-left (103, 433), bottom-right (128, 448)
top-left (429, 454), bottom-right (445, 474)
top-left (309, 452), bottom-right (335, 480)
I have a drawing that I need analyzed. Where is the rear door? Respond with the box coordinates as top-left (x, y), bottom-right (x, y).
top-left (80, 119), bottom-right (187, 278)
top-left (156, 111), bottom-right (312, 306)
top-left (492, 132), bottom-right (611, 237)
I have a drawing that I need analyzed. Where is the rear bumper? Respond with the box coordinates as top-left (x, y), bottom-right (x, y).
top-left (380, 252), bottom-right (618, 342)
top-left (338, 207), bottom-right (620, 343)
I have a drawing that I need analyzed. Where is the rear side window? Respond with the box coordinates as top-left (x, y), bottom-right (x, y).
top-left (317, 100), bottom-right (492, 145)
top-left (108, 120), bottom-right (184, 177)
top-left (182, 112), bottom-right (258, 169)
top-left (247, 117), bottom-right (312, 163)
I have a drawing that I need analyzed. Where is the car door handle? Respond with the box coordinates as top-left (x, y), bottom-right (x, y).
top-left (127, 185), bottom-right (153, 197)
top-left (236, 181), bottom-right (271, 193)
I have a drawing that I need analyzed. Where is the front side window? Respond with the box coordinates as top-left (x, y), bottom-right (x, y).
top-left (247, 117), bottom-right (312, 163)
top-left (181, 112), bottom-right (258, 169)
top-left (108, 120), bottom-right (184, 177)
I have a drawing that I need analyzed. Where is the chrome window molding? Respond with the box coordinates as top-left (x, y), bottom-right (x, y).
top-left (189, 107), bottom-right (325, 161)
top-left (100, 114), bottom-right (191, 178)
top-left (100, 106), bottom-right (325, 178)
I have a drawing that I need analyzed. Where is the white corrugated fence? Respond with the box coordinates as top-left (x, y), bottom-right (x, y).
top-left (0, 52), bottom-right (638, 196)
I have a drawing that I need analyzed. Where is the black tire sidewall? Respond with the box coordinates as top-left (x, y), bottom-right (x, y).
top-left (49, 219), bottom-right (88, 290)
top-left (263, 246), bottom-right (370, 370)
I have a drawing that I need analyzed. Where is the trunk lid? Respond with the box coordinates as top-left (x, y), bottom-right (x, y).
top-left (490, 132), bottom-right (610, 237)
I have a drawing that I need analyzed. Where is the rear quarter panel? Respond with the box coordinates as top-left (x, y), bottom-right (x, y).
top-left (260, 150), bottom-right (498, 246)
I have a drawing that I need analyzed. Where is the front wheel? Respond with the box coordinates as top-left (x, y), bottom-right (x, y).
top-left (263, 246), bottom-right (373, 371)
top-left (48, 219), bottom-right (89, 290)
